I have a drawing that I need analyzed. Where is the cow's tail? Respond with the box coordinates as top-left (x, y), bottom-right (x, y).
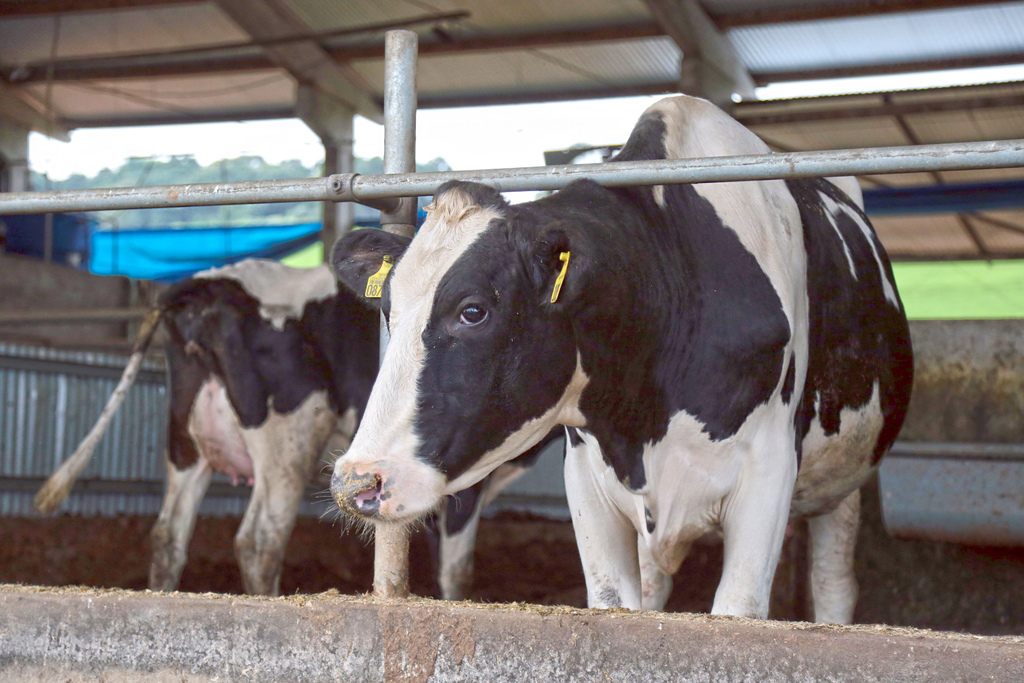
top-left (34, 308), bottom-right (164, 513)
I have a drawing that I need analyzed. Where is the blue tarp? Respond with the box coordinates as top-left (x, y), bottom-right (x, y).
top-left (88, 209), bottom-right (427, 282)
top-left (1, 213), bottom-right (93, 269)
top-left (90, 223), bottom-right (322, 281)
top-left (862, 179), bottom-right (1024, 216)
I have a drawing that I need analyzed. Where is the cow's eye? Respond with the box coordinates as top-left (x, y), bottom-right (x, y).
top-left (459, 304), bottom-right (488, 326)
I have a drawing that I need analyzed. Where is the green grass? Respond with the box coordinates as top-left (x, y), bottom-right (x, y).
top-left (280, 242), bottom-right (1024, 320)
top-left (892, 260), bottom-right (1024, 320)
top-left (280, 242), bottom-right (323, 269)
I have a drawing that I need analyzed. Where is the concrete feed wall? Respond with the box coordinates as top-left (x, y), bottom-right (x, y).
top-left (900, 319), bottom-right (1024, 443)
top-left (2, 586), bottom-right (1022, 683)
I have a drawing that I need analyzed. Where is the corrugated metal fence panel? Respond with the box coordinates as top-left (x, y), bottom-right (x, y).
top-left (0, 341), bottom-right (330, 518)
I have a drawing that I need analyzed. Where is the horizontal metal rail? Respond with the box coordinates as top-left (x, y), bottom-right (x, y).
top-left (2, 139), bottom-right (1024, 215)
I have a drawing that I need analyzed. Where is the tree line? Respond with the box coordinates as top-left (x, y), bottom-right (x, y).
top-left (32, 155), bottom-right (450, 230)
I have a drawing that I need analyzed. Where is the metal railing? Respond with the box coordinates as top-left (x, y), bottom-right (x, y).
top-left (3, 139), bottom-right (1024, 215)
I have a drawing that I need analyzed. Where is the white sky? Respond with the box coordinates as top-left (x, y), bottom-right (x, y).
top-left (29, 96), bottom-right (664, 183)
top-left (28, 63), bottom-right (1024, 185)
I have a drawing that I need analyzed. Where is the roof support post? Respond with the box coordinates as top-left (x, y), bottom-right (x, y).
top-left (643, 0), bottom-right (755, 108)
top-left (0, 119), bottom-right (32, 193)
top-left (297, 85), bottom-right (356, 261)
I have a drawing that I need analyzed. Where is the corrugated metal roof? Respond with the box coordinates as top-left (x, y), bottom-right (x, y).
top-left (0, 4), bottom-right (247, 64)
top-left (729, 2), bottom-right (1024, 72)
top-left (23, 70), bottom-right (295, 123)
top-left (350, 37), bottom-right (680, 101)
top-left (287, 0), bottom-right (650, 33)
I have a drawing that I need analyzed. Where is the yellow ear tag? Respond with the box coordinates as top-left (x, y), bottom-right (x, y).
top-left (365, 255), bottom-right (393, 299)
top-left (550, 251), bottom-right (571, 304)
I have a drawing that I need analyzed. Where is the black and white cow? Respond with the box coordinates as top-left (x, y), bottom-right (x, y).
top-left (329, 95), bottom-right (914, 622)
top-left (36, 260), bottom-right (377, 595)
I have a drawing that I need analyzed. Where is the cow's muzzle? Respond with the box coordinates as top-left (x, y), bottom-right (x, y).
top-left (331, 469), bottom-right (385, 518)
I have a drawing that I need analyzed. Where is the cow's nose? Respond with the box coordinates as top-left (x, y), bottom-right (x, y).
top-left (331, 468), bottom-right (384, 517)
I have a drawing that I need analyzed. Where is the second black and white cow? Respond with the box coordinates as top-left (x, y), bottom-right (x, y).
top-left (330, 95), bottom-right (914, 621)
top-left (36, 260), bottom-right (378, 595)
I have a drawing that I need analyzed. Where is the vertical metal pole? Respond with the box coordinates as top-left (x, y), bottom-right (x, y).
top-left (373, 28), bottom-right (417, 600)
top-left (380, 30), bottom-right (419, 232)
top-left (43, 212), bottom-right (54, 263)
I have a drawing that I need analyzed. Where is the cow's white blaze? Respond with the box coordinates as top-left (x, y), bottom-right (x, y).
top-left (333, 187), bottom-right (506, 520)
top-left (196, 260), bottom-right (337, 329)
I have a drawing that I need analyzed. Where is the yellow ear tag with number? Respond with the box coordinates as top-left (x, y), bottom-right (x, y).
top-left (550, 251), bottom-right (571, 303)
top-left (365, 255), bottom-right (393, 299)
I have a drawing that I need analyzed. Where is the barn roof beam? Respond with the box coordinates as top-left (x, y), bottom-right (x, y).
top-left (0, 0), bottom-right (201, 16)
top-left (754, 52), bottom-right (1024, 86)
top-left (712, 0), bottom-right (1012, 29)
top-left (737, 86), bottom-right (1024, 126)
top-left (642, 0), bottom-right (755, 107)
top-left (4, 19), bottom-right (657, 84)
top-left (61, 106), bottom-right (293, 129)
top-left (326, 20), bottom-right (663, 61)
top-left (0, 80), bottom-right (69, 140)
top-left (1, 0), bottom-right (1004, 25)
top-left (212, 0), bottom-right (383, 123)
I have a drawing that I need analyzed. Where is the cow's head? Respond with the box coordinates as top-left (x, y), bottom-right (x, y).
top-left (329, 181), bottom-right (591, 524)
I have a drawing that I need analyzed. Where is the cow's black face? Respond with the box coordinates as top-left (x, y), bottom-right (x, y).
top-left (329, 182), bottom-right (583, 523)
top-left (414, 225), bottom-right (577, 484)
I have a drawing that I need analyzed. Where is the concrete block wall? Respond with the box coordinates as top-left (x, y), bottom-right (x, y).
top-left (0, 252), bottom-right (135, 344)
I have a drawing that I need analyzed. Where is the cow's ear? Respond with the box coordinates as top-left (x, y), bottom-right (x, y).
top-left (331, 228), bottom-right (412, 309)
top-left (530, 224), bottom-right (579, 307)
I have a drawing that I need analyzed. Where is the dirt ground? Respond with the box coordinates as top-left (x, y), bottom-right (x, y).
top-left (1, 479), bottom-right (1022, 635)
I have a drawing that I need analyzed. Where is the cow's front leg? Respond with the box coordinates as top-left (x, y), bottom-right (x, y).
top-left (235, 419), bottom-right (321, 596)
top-left (807, 488), bottom-right (860, 624)
top-left (638, 534), bottom-right (675, 611)
top-left (564, 436), bottom-right (642, 609)
top-left (714, 449), bottom-right (796, 618)
top-left (149, 457), bottom-right (212, 591)
top-left (436, 482), bottom-right (485, 601)
top-left (234, 460), bottom-right (307, 596)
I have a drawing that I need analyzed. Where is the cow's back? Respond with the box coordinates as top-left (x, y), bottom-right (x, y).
top-left (787, 178), bottom-right (914, 515)
top-left (614, 97), bottom-right (913, 517)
